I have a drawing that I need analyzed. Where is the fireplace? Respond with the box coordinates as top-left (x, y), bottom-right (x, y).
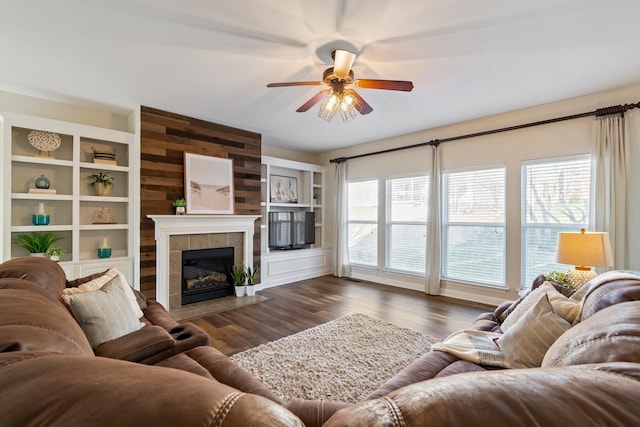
top-left (182, 247), bottom-right (234, 305)
top-left (148, 215), bottom-right (260, 310)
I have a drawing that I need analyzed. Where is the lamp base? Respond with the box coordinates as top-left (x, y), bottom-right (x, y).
top-left (566, 269), bottom-right (597, 289)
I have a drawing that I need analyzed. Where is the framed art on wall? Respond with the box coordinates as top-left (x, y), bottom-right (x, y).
top-left (184, 152), bottom-right (234, 214)
top-left (270, 175), bottom-right (298, 203)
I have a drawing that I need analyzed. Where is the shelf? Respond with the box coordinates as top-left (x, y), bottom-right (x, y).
top-left (80, 196), bottom-right (128, 203)
top-left (11, 225), bottom-right (73, 232)
top-left (79, 224), bottom-right (129, 230)
top-left (12, 193), bottom-right (73, 201)
top-left (79, 161), bottom-right (129, 172)
top-left (11, 155), bottom-right (74, 167)
top-left (270, 202), bottom-right (311, 208)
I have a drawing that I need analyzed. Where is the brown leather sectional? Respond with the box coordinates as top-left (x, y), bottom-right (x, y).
top-left (1, 256), bottom-right (639, 426)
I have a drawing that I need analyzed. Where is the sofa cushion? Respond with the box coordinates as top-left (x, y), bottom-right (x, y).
top-left (542, 300), bottom-right (640, 367)
top-left (0, 287), bottom-right (93, 355)
top-left (63, 279), bottom-right (145, 349)
top-left (496, 293), bottom-right (571, 368)
top-left (63, 268), bottom-right (144, 319)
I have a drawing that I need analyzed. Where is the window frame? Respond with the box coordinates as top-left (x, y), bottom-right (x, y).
top-left (441, 164), bottom-right (506, 287)
top-left (346, 178), bottom-right (380, 268)
top-left (384, 174), bottom-right (429, 275)
top-left (520, 154), bottom-right (592, 289)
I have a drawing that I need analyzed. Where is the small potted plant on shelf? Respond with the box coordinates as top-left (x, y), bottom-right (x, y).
top-left (12, 232), bottom-right (62, 257)
top-left (230, 264), bottom-right (246, 297)
top-left (45, 246), bottom-right (65, 262)
top-left (245, 265), bottom-right (259, 296)
top-left (172, 198), bottom-right (186, 215)
top-left (89, 171), bottom-right (113, 196)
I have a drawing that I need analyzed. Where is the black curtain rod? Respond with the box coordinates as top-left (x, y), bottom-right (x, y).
top-left (329, 101), bottom-right (640, 164)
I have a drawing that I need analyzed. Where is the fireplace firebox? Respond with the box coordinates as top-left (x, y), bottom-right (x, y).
top-left (181, 247), bottom-right (234, 305)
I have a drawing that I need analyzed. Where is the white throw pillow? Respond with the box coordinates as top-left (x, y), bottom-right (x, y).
top-left (63, 279), bottom-right (144, 349)
top-left (63, 268), bottom-right (143, 319)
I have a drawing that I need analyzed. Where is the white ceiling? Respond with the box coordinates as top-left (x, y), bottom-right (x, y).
top-left (2, 0), bottom-right (640, 152)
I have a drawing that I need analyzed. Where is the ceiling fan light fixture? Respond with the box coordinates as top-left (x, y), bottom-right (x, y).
top-left (333, 49), bottom-right (356, 78)
top-left (318, 91), bottom-right (360, 123)
top-left (339, 93), bottom-right (358, 122)
top-left (318, 92), bottom-right (340, 122)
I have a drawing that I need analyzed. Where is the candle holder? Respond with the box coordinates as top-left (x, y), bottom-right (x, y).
top-left (97, 247), bottom-right (112, 258)
top-left (32, 214), bottom-right (50, 226)
top-left (32, 202), bottom-right (50, 225)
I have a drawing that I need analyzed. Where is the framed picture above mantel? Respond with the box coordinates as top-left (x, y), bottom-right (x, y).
top-left (270, 175), bottom-right (298, 203)
top-left (184, 152), bottom-right (234, 214)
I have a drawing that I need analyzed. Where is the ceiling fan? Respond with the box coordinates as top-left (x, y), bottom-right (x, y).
top-left (266, 49), bottom-right (414, 123)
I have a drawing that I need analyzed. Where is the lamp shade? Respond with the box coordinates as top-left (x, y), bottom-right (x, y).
top-left (556, 229), bottom-right (613, 268)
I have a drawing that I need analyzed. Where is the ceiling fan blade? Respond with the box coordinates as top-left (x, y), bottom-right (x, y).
top-left (333, 49), bottom-right (356, 78)
top-left (267, 81), bottom-right (324, 88)
top-left (353, 79), bottom-right (414, 92)
top-left (345, 89), bottom-right (373, 115)
top-left (296, 89), bottom-right (331, 112)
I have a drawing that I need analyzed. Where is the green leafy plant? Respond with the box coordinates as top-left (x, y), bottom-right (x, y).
top-left (88, 172), bottom-right (113, 187)
top-left (230, 264), bottom-right (246, 286)
top-left (45, 246), bottom-right (65, 257)
top-left (545, 271), bottom-right (575, 289)
top-left (172, 198), bottom-right (186, 207)
top-left (12, 232), bottom-right (62, 254)
top-left (245, 265), bottom-right (259, 285)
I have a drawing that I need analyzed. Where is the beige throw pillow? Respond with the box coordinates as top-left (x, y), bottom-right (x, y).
top-left (502, 282), bottom-right (581, 331)
top-left (63, 268), bottom-right (143, 319)
top-left (63, 280), bottom-right (144, 349)
top-left (496, 293), bottom-right (572, 369)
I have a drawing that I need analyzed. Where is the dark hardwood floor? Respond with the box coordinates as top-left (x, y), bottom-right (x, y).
top-left (182, 275), bottom-right (496, 356)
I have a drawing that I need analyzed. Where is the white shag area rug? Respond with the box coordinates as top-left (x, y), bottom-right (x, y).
top-left (230, 313), bottom-right (439, 403)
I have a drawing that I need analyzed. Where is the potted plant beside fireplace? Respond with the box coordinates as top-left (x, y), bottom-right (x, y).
top-left (231, 264), bottom-right (246, 297)
top-left (245, 265), bottom-right (258, 296)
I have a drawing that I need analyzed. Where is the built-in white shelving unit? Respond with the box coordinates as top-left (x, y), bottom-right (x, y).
top-left (1, 113), bottom-right (139, 284)
top-left (260, 155), bottom-right (331, 287)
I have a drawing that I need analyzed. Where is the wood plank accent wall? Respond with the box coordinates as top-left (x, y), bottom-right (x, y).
top-left (139, 106), bottom-right (262, 299)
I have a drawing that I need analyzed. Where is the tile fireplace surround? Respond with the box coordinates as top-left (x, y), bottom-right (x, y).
top-left (148, 215), bottom-right (260, 309)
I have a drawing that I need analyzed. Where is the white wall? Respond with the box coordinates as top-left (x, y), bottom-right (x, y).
top-left (0, 90), bottom-right (131, 132)
top-left (319, 82), bottom-right (640, 305)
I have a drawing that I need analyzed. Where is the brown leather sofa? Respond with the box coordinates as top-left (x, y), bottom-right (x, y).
top-left (0, 257), bottom-right (303, 427)
top-left (284, 273), bottom-right (640, 426)
top-left (2, 256), bottom-right (640, 426)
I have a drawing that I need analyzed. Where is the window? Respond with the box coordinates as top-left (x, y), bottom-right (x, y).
top-left (442, 167), bottom-right (505, 286)
top-left (347, 180), bottom-right (378, 266)
top-left (521, 156), bottom-right (591, 288)
top-left (386, 176), bottom-right (429, 274)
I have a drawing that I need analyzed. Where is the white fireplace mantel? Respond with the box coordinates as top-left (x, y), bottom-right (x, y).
top-left (148, 215), bottom-right (260, 308)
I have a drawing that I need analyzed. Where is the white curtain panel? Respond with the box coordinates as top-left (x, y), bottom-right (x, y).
top-left (592, 114), bottom-right (630, 269)
top-left (332, 161), bottom-right (352, 277)
top-left (426, 146), bottom-right (442, 295)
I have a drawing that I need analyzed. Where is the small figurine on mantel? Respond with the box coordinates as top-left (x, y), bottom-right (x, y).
top-left (92, 207), bottom-right (117, 224)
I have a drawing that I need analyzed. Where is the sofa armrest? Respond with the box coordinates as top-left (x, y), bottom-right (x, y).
top-left (324, 363), bottom-right (640, 427)
top-left (95, 325), bottom-right (175, 362)
top-left (95, 322), bottom-right (209, 364)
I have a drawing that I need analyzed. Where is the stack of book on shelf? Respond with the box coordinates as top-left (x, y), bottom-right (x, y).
top-left (92, 147), bottom-right (116, 165)
top-left (28, 188), bottom-right (56, 194)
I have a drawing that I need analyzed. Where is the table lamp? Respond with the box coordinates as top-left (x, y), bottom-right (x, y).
top-left (556, 228), bottom-right (613, 288)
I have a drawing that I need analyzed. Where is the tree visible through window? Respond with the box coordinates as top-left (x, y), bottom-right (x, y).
top-left (442, 167), bottom-right (506, 286)
top-left (521, 156), bottom-right (591, 288)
